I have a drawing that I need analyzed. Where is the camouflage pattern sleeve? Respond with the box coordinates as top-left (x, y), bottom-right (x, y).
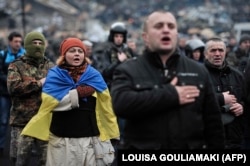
top-left (7, 62), bottom-right (42, 97)
top-left (7, 57), bottom-right (54, 127)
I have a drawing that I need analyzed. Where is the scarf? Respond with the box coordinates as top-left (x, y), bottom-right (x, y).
top-left (21, 64), bottom-right (120, 141)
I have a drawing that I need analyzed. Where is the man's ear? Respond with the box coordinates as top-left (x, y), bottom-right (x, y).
top-left (204, 51), bottom-right (208, 59)
top-left (142, 32), bottom-right (148, 44)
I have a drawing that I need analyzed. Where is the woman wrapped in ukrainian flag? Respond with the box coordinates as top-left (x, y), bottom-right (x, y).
top-left (21, 37), bottom-right (120, 166)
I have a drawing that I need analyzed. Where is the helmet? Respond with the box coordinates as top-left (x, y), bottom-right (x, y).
top-left (108, 22), bottom-right (127, 43)
top-left (185, 39), bottom-right (205, 52)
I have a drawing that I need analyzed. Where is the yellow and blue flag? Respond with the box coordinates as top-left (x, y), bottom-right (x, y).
top-left (21, 65), bottom-right (120, 141)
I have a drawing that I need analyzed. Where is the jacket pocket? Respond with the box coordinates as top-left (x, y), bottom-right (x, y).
top-left (132, 80), bottom-right (158, 91)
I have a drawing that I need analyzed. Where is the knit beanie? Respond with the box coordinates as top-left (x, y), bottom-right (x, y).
top-left (60, 37), bottom-right (86, 56)
top-left (239, 34), bottom-right (250, 44)
top-left (24, 31), bottom-right (46, 59)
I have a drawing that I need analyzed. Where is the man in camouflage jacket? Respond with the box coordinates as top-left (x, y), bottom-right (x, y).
top-left (7, 31), bottom-right (54, 166)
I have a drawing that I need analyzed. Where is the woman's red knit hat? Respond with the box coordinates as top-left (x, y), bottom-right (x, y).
top-left (60, 37), bottom-right (86, 56)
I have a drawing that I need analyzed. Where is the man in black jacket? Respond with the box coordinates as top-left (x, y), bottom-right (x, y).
top-left (226, 34), bottom-right (250, 73)
top-left (204, 37), bottom-right (245, 149)
top-left (111, 10), bottom-right (225, 149)
top-left (243, 62), bottom-right (250, 149)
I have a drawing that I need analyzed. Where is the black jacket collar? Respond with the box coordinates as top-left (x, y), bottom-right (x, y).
top-left (143, 48), bottom-right (181, 70)
top-left (204, 59), bottom-right (231, 74)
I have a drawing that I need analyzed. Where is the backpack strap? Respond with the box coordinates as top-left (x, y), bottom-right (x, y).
top-left (1, 49), bottom-right (8, 64)
top-left (3, 49), bottom-right (8, 62)
top-left (0, 49), bottom-right (9, 74)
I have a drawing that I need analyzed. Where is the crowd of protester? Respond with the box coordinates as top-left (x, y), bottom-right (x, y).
top-left (0, 0), bottom-right (250, 166)
top-left (0, 0), bottom-right (249, 52)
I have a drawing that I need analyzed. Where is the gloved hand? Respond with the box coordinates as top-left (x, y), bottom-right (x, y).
top-left (76, 85), bottom-right (95, 98)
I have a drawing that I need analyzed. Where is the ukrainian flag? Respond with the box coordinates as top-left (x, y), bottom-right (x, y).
top-left (21, 65), bottom-right (120, 141)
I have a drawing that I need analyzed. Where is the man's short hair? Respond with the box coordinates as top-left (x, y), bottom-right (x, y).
top-left (8, 31), bottom-right (22, 41)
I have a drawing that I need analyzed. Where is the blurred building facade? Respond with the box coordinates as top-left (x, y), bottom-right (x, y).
top-left (0, 0), bottom-right (249, 51)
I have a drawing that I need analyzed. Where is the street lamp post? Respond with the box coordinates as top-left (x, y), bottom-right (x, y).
top-left (21, 0), bottom-right (26, 35)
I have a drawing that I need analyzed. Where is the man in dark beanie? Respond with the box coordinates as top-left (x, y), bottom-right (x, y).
top-left (239, 34), bottom-right (250, 46)
top-left (7, 31), bottom-right (54, 166)
top-left (226, 34), bottom-right (250, 73)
